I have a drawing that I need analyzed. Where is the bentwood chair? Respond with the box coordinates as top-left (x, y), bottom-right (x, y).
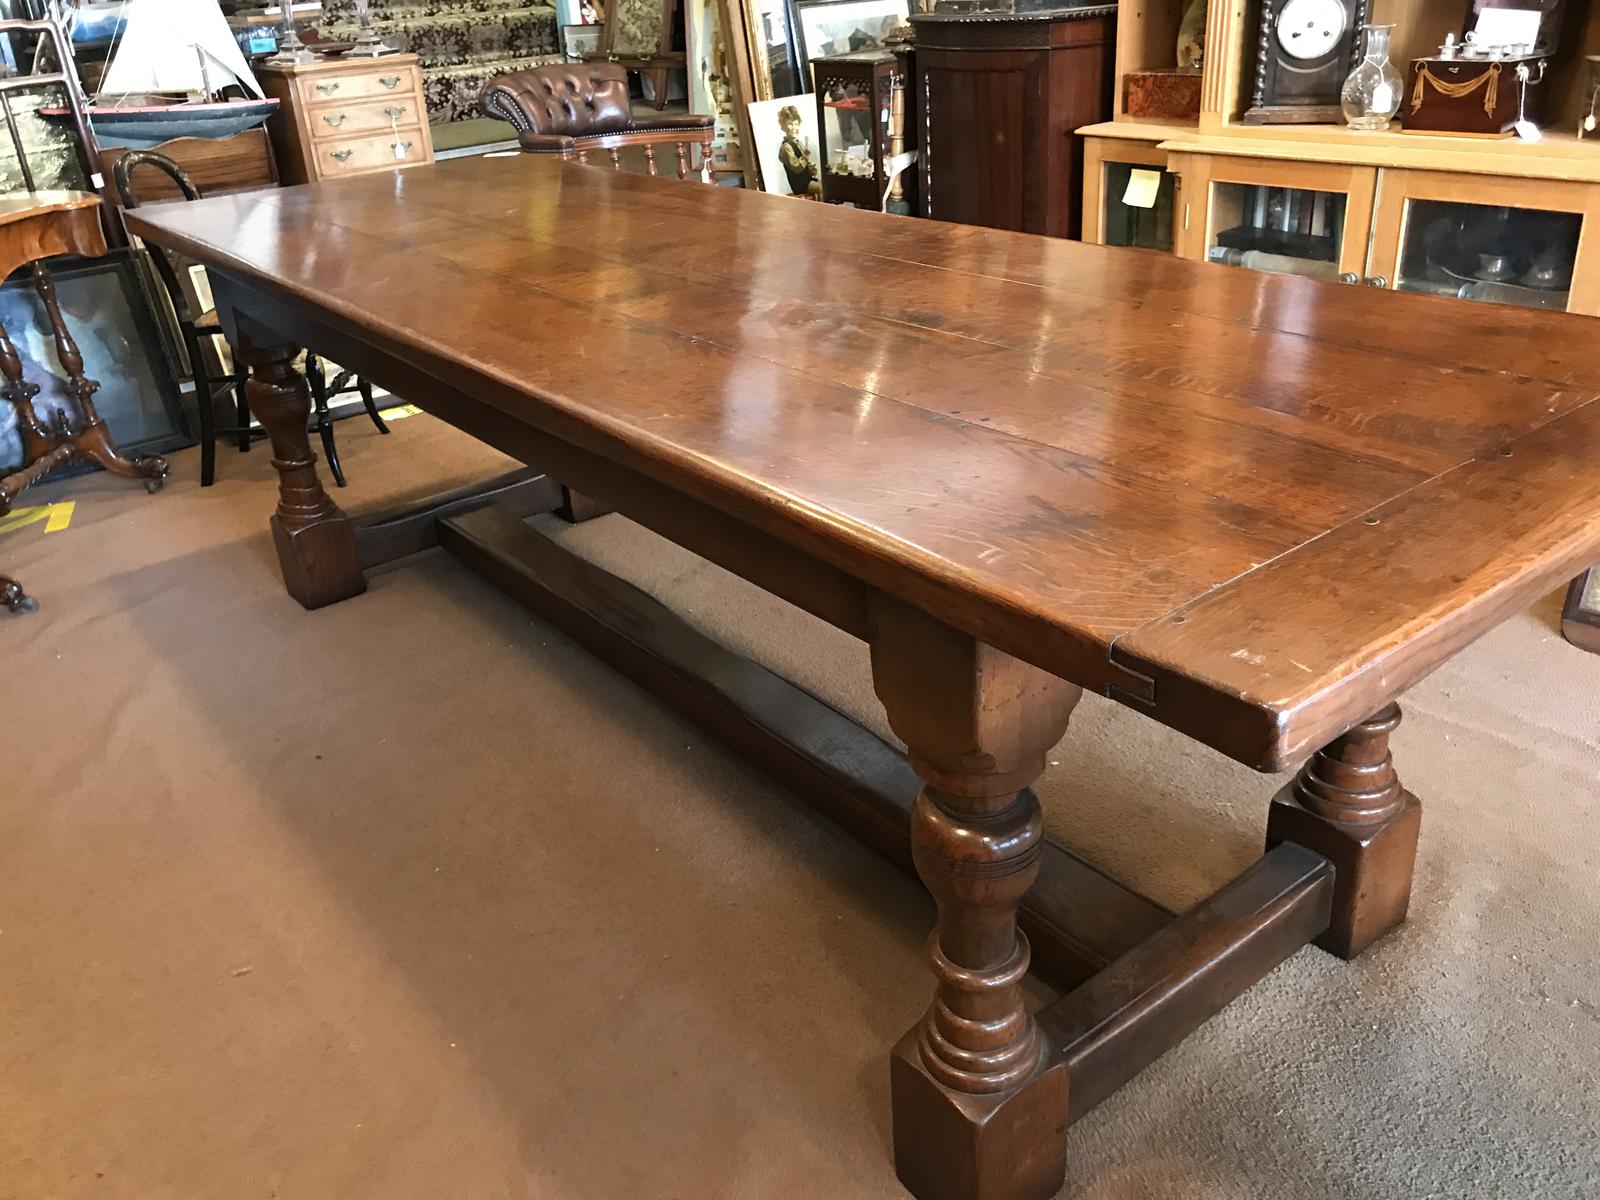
top-left (482, 62), bottom-right (716, 181)
top-left (111, 150), bottom-right (389, 488)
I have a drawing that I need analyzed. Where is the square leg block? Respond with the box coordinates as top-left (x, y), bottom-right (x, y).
top-left (1266, 788), bottom-right (1421, 959)
top-left (890, 1028), bottom-right (1068, 1200)
top-left (271, 514), bottom-right (366, 610)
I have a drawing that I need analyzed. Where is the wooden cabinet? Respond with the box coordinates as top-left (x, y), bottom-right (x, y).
top-left (1081, 131), bottom-right (1181, 248)
top-left (1156, 146), bottom-right (1600, 315)
top-left (1075, 0), bottom-right (1600, 320)
top-left (1167, 150), bottom-right (1377, 281)
top-left (911, 7), bottom-right (1115, 238)
top-left (1367, 169), bottom-right (1600, 315)
top-left (258, 54), bottom-right (435, 186)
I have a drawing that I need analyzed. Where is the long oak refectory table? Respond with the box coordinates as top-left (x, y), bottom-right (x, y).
top-left (127, 156), bottom-right (1600, 1200)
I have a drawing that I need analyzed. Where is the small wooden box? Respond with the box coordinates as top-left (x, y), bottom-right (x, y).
top-left (1403, 57), bottom-right (1545, 137)
top-left (1123, 69), bottom-right (1203, 119)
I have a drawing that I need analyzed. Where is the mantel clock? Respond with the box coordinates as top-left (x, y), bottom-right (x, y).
top-left (1242, 0), bottom-right (1369, 123)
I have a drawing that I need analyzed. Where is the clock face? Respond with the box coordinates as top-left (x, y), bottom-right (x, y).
top-left (1275, 0), bottom-right (1347, 61)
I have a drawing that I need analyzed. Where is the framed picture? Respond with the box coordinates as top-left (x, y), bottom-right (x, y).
top-left (0, 251), bottom-right (190, 473)
top-left (561, 22), bottom-right (604, 60)
top-left (788, 0), bottom-right (907, 86)
top-left (747, 95), bottom-right (822, 197)
top-left (1562, 566), bottom-right (1600, 654)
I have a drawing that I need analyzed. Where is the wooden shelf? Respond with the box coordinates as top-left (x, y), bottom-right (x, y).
top-left (1078, 117), bottom-right (1200, 143)
top-left (1156, 125), bottom-right (1600, 184)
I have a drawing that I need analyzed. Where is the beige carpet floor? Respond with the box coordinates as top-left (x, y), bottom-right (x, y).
top-left (3, 411), bottom-right (1598, 1199)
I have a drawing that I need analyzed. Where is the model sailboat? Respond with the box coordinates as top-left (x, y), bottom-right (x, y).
top-left (49, 0), bottom-right (278, 148)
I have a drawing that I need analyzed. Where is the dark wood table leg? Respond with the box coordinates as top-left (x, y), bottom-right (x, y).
top-left (1266, 703), bottom-right (1421, 959)
top-left (236, 332), bottom-right (366, 610)
top-left (31, 263), bottom-right (167, 492)
top-left (0, 318), bottom-right (57, 465)
top-left (556, 485), bottom-right (614, 524)
top-left (870, 595), bottom-right (1082, 1200)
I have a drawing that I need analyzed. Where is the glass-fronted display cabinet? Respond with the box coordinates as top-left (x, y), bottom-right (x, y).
top-left (812, 50), bottom-right (901, 211)
top-left (1366, 170), bottom-right (1600, 316)
top-left (1102, 160), bottom-right (1178, 251)
top-left (1172, 155), bottom-right (1378, 282)
top-left (1082, 136), bottom-right (1180, 251)
top-left (1204, 183), bottom-right (1349, 281)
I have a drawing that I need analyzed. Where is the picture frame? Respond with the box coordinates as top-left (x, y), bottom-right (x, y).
top-left (1562, 566), bottom-right (1600, 654)
top-left (747, 94), bottom-right (822, 196)
top-left (561, 22), bottom-right (604, 60)
top-left (0, 250), bottom-right (191, 473)
top-left (787, 0), bottom-right (907, 88)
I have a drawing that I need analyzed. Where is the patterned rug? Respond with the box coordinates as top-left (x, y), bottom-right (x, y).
top-left (318, 0), bottom-right (562, 125)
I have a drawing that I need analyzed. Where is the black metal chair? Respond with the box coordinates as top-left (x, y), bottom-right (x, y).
top-left (111, 150), bottom-right (389, 487)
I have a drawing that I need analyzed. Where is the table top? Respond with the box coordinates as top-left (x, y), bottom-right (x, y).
top-left (0, 190), bottom-right (99, 227)
top-left (124, 156), bottom-right (1600, 770)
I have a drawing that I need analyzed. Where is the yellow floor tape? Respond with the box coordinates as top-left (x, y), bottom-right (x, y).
top-left (0, 500), bottom-right (75, 537)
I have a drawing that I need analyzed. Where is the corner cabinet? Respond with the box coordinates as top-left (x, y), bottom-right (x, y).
top-left (912, 5), bottom-right (1116, 238)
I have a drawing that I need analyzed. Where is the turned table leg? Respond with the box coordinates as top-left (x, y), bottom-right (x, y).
top-left (0, 318), bottom-right (56, 465)
top-left (236, 334), bottom-right (366, 610)
top-left (870, 595), bottom-right (1082, 1200)
top-left (1266, 703), bottom-right (1421, 959)
top-left (31, 263), bottom-right (167, 491)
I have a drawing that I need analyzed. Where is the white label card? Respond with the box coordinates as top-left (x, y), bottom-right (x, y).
top-left (1122, 168), bottom-right (1161, 210)
top-left (1472, 7), bottom-right (1542, 46)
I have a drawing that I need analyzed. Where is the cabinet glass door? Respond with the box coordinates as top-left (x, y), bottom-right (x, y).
top-left (1206, 183), bottom-right (1349, 282)
top-left (1102, 161), bottom-right (1177, 252)
top-left (1394, 200), bottom-right (1581, 312)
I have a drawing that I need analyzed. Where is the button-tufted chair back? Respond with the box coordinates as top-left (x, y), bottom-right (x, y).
top-left (483, 63), bottom-right (719, 182)
top-left (484, 62), bottom-right (633, 138)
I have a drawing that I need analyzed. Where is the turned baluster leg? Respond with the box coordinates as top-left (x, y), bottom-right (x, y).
top-left (674, 140), bottom-right (689, 180)
top-left (700, 135), bottom-right (714, 183)
top-left (1266, 703), bottom-right (1421, 959)
top-left (607, 147), bottom-right (622, 170)
top-left (643, 144), bottom-right (659, 176)
top-left (0, 318), bottom-right (55, 465)
top-left (235, 333), bottom-right (366, 610)
top-left (0, 468), bottom-right (34, 613)
top-left (870, 595), bottom-right (1081, 1200)
top-left (30, 263), bottom-right (167, 489)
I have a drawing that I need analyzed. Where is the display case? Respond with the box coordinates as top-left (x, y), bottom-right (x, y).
top-left (1171, 153), bottom-right (1377, 280)
top-left (1366, 169), bottom-right (1600, 313)
top-left (811, 50), bottom-right (901, 210)
top-left (1083, 135), bottom-right (1181, 250)
top-left (1076, 0), bottom-right (1600, 319)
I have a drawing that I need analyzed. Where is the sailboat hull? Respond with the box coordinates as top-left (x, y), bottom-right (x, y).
top-left (41, 99), bottom-right (280, 149)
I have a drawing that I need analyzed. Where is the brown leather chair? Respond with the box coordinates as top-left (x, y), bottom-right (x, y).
top-left (482, 62), bottom-right (716, 182)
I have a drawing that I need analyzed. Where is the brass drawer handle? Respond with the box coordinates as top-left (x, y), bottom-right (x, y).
top-left (323, 113), bottom-right (347, 126)
top-left (316, 81), bottom-right (340, 95)
top-left (330, 148), bottom-right (354, 162)
top-left (383, 105), bottom-right (407, 118)
top-left (380, 75), bottom-right (402, 89)
top-left (393, 140), bottom-right (413, 156)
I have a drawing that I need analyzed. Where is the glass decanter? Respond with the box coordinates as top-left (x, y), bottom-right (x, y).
top-left (1341, 24), bottom-right (1403, 131)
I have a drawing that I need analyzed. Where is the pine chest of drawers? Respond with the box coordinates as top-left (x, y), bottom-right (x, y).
top-left (258, 54), bottom-right (435, 185)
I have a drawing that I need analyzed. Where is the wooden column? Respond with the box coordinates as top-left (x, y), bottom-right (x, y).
top-left (870, 594), bottom-right (1081, 1200)
top-left (236, 333), bottom-right (366, 610)
top-left (1266, 703), bottom-right (1421, 959)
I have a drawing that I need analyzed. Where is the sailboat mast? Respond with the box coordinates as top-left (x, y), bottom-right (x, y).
top-left (195, 44), bottom-right (212, 102)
